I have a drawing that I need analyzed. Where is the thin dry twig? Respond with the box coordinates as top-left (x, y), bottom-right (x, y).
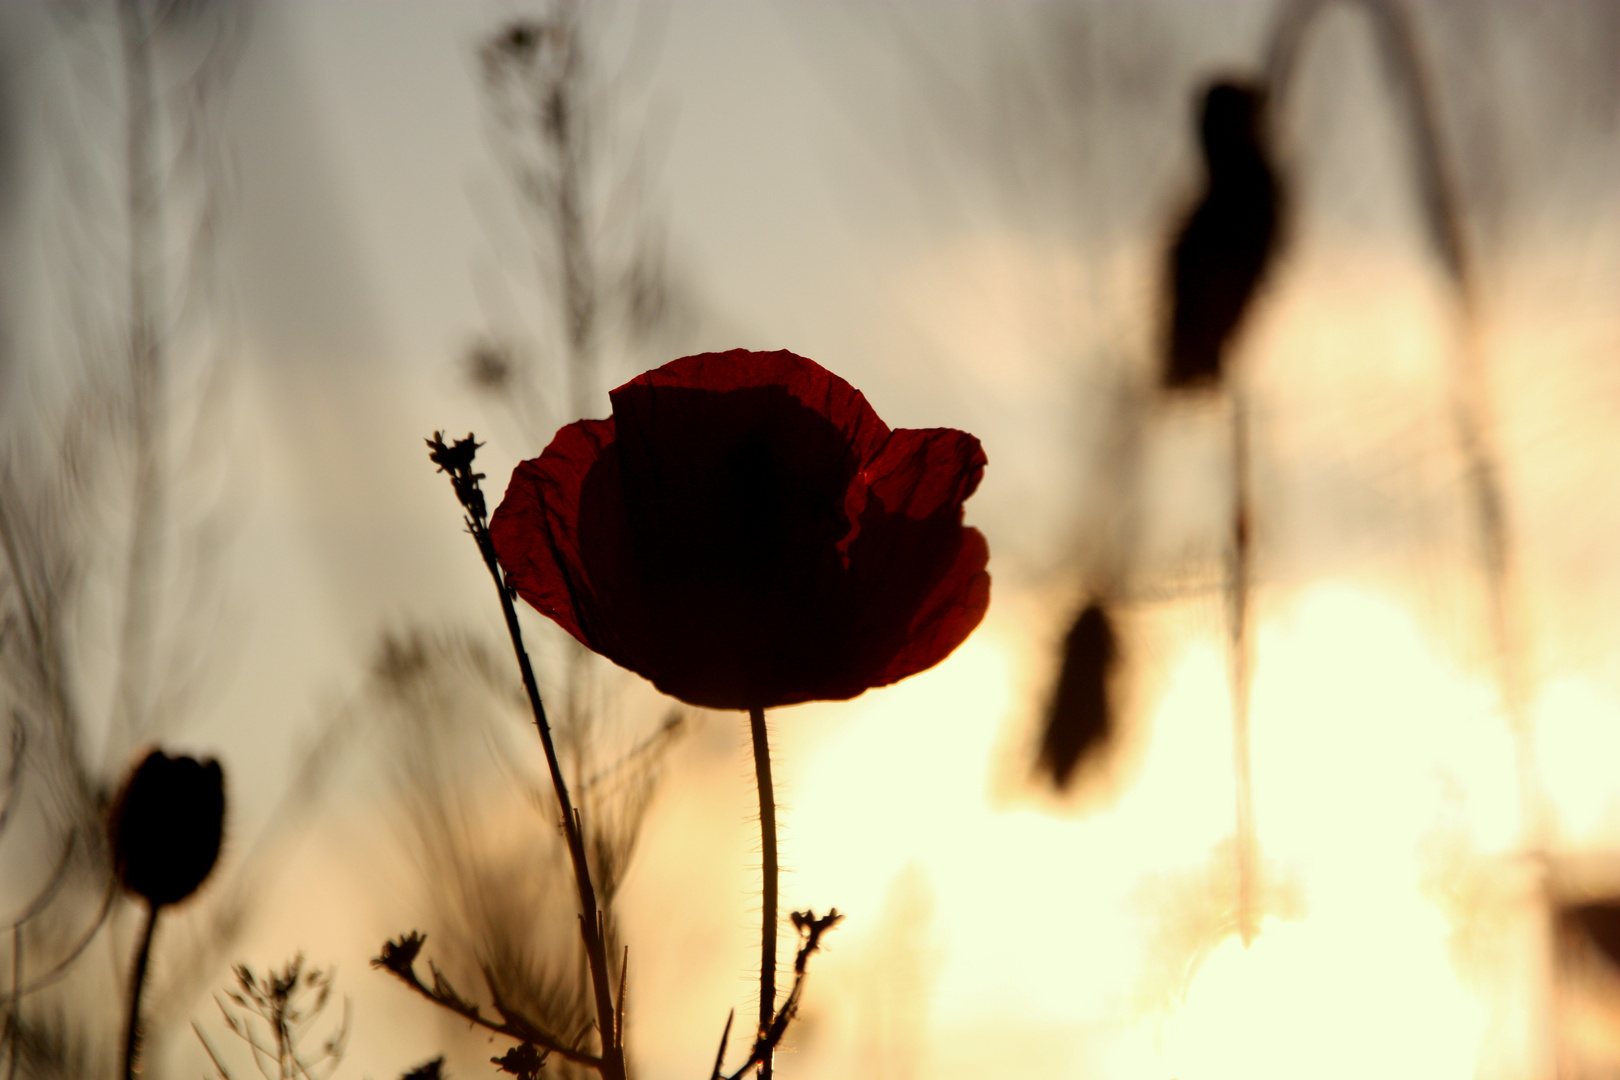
top-left (424, 433), bottom-right (625, 1079)
top-left (197, 956), bottom-right (350, 1080)
top-left (373, 933), bottom-right (597, 1071)
top-left (714, 909), bottom-right (843, 1080)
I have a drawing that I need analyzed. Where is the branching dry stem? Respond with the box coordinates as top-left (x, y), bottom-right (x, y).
top-left (712, 909), bottom-right (843, 1080)
top-left (373, 933), bottom-right (584, 1070)
top-left (423, 435), bottom-right (625, 1080)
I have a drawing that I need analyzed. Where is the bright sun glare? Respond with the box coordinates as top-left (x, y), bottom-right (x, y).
top-left (785, 583), bottom-right (1589, 1079)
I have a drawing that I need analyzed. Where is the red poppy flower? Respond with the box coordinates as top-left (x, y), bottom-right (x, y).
top-left (489, 349), bottom-right (990, 710)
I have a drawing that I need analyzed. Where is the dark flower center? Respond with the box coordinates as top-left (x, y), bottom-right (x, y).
top-left (588, 383), bottom-right (864, 703)
top-left (721, 435), bottom-right (791, 579)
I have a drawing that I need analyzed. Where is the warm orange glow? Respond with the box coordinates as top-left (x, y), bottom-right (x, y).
top-left (1167, 914), bottom-right (1482, 1080)
top-left (765, 584), bottom-right (1563, 1079)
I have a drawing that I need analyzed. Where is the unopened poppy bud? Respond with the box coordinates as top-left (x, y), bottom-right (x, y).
top-left (110, 750), bottom-right (225, 908)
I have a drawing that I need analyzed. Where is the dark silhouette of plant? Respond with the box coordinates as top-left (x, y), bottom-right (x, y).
top-left (489, 349), bottom-right (990, 1078)
top-left (109, 749), bottom-right (226, 1080)
top-left (469, 6), bottom-right (697, 439)
top-left (439, 37), bottom-right (699, 1071)
top-left (401, 1058), bottom-right (448, 1080)
top-left (193, 956), bottom-right (350, 1080)
top-left (704, 909), bottom-right (843, 1080)
top-left (1265, 0), bottom-right (1537, 843)
top-left (463, 12), bottom-right (704, 900)
top-left (361, 624), bottom-right (678, 1080)
top-left (1035, 600), bottom-right (1119, 791)
top-left (374, 931), bottom-right (588, 1071)
top-left (379, 435), bottom-right (625, 1080)
top-left (492, 1043), bottom-right (544, 1080)
top-left (1151, 74), bottom-right (1283, 945)
top-left (0, 1), bottom-right (260, 1072)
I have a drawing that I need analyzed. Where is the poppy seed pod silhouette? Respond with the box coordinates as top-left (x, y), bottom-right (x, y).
top-left (490, 348), bottom-right (990, 711)
top-left (1037, 600), bottom-right (1119, 791)
top-left (1165, 79), bottom-right (1282, 389)
top-left (109, 749), bottom-right (226, 908)
top-left (1561, 898), bottom-right (1620, 970)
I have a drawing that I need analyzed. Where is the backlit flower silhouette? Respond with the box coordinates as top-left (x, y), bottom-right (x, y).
top-left (490, 348), bottom-right (990, 710)
top-left (110, 749), bottom-right (225, 908)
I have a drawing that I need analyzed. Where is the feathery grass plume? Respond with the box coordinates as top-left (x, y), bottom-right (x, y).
top-left (0, 1), bottom-right (257, 1069)
top-left (3, 1005), bottom-right (105, 1080)
top-left (470, 4), bottom-right (698, 438)
top-left (466, 13), bottom-right (701, 949)
top-left (0, 3), bottom-right (358, 1070)
top-left (364, 625), bottom-right (678, 1080)
top-left (1163, 79), bottom-right (1281, 391)
top-left (367, 631), bottom-right (600, 1070)
top-left (193, 956), bottom-right (350, 1080)
top-left (1035, 600), bottom-right (1119, 791)
top-left (418, 429), bottom-right (621, 1072)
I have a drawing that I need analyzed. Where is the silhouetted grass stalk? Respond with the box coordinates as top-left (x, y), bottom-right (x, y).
top-left (1228, 392), bottom-right (1258, 946)
top-left (428, 436), bottom-right (625, 1080)
top-left (1265, 0), bottom-right (1539, 843)
top-left (5, 925), bottom-right (18, 1080)
top-left (1266, 0), bottom-right (1551, 1064)
top-left (708, 910), bottom-right (842, 1080)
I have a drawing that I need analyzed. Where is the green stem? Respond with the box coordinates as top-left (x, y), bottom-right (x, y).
top-left (122, 903), bottom-right (159, 1080)
top-left (748, 705), bottom-right (778, 1080)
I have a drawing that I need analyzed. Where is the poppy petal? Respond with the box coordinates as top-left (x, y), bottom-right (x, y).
top-left (880, 526), bottom-right (990, 686)
top-left (490, 418), bottom-right (617, 650)
top-left (622, 349), bottom-right (892, 467)
top-left (844, 427), bottom-right (986, 551)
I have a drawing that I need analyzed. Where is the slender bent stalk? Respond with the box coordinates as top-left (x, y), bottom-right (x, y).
top-left (122, 903), bottom-right (159, 1080)
top-left (1229, 392), bottom-right (1258, 946)
top-left (430, 436), bottom-right (623, 1076)
top-left (748, 705), bottom-right (778, 1080)
top-left (473, 525), bottom-right (625, 1080)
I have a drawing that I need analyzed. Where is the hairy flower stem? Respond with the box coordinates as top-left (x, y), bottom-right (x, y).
top-left (122, 903), bottom-right (159, 1080)
top-left (748, 705), bottom-right (778, 1079)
